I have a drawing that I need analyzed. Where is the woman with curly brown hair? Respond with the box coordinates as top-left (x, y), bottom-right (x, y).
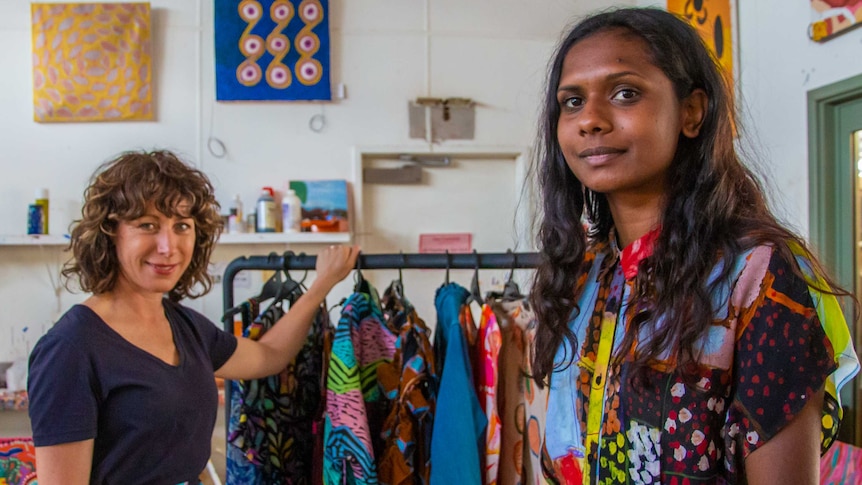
top-left (27, 150), bottom-right (359, 485)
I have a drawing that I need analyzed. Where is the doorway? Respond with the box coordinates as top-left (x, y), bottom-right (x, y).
top-left (808, 72), bottom-right (862, 445)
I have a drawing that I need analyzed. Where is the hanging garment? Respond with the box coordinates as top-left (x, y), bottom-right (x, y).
top-left (227, 378), bottom-right (262, 484)
top-left (519, 303), bottom-right (547, 485)
top-left (490, 297), bottom-right (537, 485)
top-left (377, 283), bottom-right (438, 485)
top-left (228, 289), bottom-right (330, 484)
top-left (313, 318), bottom-right (335, 485)
top-left (226, 299), bottom-right (262, 484)
top-left (461, 303), bottom-right (478, 349)
top-left (323, 284), bottom-right (397, 485)
top-left (474, 303), bottom-right (502, 485)
top-left (430, 283), bottom-right (486, 485)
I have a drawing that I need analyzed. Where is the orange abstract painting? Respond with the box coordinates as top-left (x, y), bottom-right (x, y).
top-left (31, 3), bottom-right (153, 123)
top-left (667, 0), bottom-right (734, 79)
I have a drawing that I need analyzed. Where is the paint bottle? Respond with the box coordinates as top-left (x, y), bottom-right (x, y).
top-left (27, 204), bottom-right (42, 235)
top-left (282, 189), bottom-right (302, 233)
top-left (228, 194), bottom-right (244, 234)
top-left (233, 194), bottom-right (243, 222)
top-left (34, 188), bottom-right (49, 234)
top-left (255, 187), bottom-right (278, 233)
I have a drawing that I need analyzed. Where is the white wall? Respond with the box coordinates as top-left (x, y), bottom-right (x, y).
top-left (737, 1), bottom-right (862, 234)
top-left (637, 0), bottom-right (862, 235)
top-left (0, 0), bottom-right (624, 362)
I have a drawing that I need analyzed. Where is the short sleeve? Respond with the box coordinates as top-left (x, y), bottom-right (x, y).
top-left (170, 302), bottom-right (237, 370)
top-left (28, 329), bottom-right (99, 447)
top-left (725, 248), bottom-right (850, 467)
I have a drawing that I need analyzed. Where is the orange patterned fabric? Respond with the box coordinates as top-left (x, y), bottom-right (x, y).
top-left (0, 437), bottom-right (37, 485)
top-left (377, 307), bottom-right (436, 485)
top-left (492, 298), bottom-right (537, 485)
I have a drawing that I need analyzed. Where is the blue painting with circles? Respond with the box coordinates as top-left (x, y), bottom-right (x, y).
top-left (214, 0), bottom-right (331, 101)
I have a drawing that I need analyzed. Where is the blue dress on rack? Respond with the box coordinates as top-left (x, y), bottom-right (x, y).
top-left (429, 283), bottom-right (485, 485)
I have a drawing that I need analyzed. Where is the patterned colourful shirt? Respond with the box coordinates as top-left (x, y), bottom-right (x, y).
top-left (543, 232), bottom-right (859, 484)
top-left (228, 294), bottom-right (330, 484)
top-left (323, 287), bottom-right (397, 485)
top-left (377, 282), bottom-right (437, 484)
top-left (492, 297), bottom-right (543, 485)
top-left (475, 303), bottom-right (503, 484)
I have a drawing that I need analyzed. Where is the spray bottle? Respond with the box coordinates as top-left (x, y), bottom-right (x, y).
top-left (35, 188), bottom-right (49, 234)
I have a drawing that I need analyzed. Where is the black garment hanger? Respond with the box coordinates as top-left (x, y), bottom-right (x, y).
top-left (467, 250), bottom-right (483, 305)
top-left (383, 251), bottom-right (413, 317)
top-left (385, 253), bottom-right (405, 298)
top-left (486, 249), bottom-right (525, 301)
top-left (393, 251), bottom-right (406, 300)
top-left (270, 251), bottom-right (305, 304)
top-left (444, 250), bottom-right (451, 284)
top-left (221, 305), bottom-right (243, 325)
top-left (252, 252), bottom-right (283, 302)
top-left (354, 251), bottom-right (371, 294)
top-left (256, 272), bottom-right (283, 302)
top-left (223, 253), bottom-right (283, 326)
top-left (502, 250), bottom-right (525, 300)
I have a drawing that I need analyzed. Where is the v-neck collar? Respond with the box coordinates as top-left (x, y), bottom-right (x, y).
top-left (78, 300), bottom-right (183, 369)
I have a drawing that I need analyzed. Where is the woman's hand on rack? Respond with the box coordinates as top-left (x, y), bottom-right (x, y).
top-left (216, 244), bottom-right (360, 381)
top-left (314, 244), bottom-right (360, 289)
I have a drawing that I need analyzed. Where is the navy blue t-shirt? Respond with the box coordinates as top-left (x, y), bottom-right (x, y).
top-left (28, 299), bottom-right (237, 485)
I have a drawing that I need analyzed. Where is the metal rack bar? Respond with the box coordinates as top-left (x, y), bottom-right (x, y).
top-left (222, 251), bottom-right (540, 311)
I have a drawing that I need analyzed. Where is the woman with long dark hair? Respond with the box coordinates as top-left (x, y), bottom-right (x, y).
top-left (530, 7), bottom-right (859, 484)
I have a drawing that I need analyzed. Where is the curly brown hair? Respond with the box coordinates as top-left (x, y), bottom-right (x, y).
top-left (62, 150), bottom-right (223, 301)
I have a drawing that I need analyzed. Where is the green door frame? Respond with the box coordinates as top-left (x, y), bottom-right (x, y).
top-left (808, 72), bottom-right (862, 444)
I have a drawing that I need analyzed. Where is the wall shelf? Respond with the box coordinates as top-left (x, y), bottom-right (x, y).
top-left (217, 232), bottom-right (352, 245)
top-left (0, 235), bottom-right (69, 246)
top-left (0, 232), bottom-right (352, 247)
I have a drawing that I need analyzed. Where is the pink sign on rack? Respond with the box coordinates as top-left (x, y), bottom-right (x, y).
top-left (419, 233), bottom-right (472, 254)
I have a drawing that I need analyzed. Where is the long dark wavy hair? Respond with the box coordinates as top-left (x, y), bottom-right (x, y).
top-left (530, 7), bottom-right (848, 386)
top-left (62, 150), bottom-right (223, 301)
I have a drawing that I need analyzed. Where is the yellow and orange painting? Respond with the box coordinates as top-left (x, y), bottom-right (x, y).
top-left (31, 3), bottom-right (152, 122)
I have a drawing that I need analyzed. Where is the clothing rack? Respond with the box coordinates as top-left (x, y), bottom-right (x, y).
top-left (219, 250), bottom-right (540, 467)
top-left (221, 251), bottom-right (541, 312)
